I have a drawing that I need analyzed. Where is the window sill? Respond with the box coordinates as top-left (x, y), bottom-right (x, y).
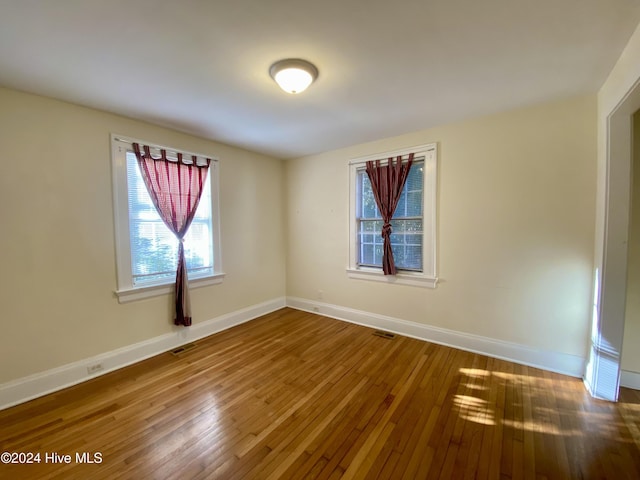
top-left (115, 273), bottom-right (226, 303)
top-left (346, 268), bottom-right (437, 288)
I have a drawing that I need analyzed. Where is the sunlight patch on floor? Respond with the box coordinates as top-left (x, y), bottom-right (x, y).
top-left (453, 394), bottom-right (495, 426)
top-left (501, 418), bottom-right (584, 437)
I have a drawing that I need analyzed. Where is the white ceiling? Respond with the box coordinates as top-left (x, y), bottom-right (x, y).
top-left (1, 0), bottom-right (639, 159)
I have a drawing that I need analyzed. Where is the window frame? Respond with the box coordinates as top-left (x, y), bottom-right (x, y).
top-left (111, 134), bottom-right (224, 303)
top-left (347, 143), bottom-right (437, 288)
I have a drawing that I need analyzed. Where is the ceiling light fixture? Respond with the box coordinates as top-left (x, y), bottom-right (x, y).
top-left (269, 59), bottom-right (318, 94)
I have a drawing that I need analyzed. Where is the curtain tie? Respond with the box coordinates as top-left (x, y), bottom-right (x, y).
top-left (382, 222), bottom-right (392, 238)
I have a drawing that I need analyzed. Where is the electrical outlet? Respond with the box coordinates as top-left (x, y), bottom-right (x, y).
top-left (86, 363), bottom-right (104, 375)
top-left (317, 290), bottom-right (324, 300)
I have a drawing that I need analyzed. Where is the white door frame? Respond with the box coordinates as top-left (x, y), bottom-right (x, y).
top-left (585, 78), bottom-right (640, 401)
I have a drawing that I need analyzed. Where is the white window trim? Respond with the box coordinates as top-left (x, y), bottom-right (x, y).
top-left (347, 143), bottom-right (438, 288)
top-left (110, 134), bottom-right (225, 303)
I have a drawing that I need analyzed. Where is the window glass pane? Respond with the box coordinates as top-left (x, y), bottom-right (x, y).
top-left (406, 234), bottom-right (422, 246)
top-left (404, 245), bottom-right (422, 270)
top-left (389, 232), bottom-right (403, 244)
top-left (397, 189), bottom-right (407, 217)
top-left (391, 244), bottom-right (405, 266)
top-left (361, 243), bottom-right (374, 265)
top-left (359, 233), bottom-right (375, 245)
top-left (404, 220), bottom-right (423, 232)
top-left (374, 244), bottom-right (383, 265)
top-left (361, 221), bottom-right (377, 232)
top-left (406, 163), bottom-right (423, 190)
top-left (183, 221), bottom-right (212, 270)
top-left (407, 191), bottom-right (423, 216)
top-left (126, 152), bottom-right (214, 285)
top-left (358, 170), bottom-right (380, 219)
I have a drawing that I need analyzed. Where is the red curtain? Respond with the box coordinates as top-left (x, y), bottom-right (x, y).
top-left (133, 143), bottom-right (211, 326)
top-left (365, 153), bottom-right (414, 275)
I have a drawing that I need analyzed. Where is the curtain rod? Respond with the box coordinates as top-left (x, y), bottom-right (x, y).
top-left (348, 143), bottom-right (435, 165)
top-left (349, 153), bottom-right (427, 166)
top-left (112, 135), bottom-right (219, 162)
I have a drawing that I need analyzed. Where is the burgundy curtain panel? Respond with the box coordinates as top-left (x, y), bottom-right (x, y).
top-left (365, 153), bottom-right (414, 275)
top-left (133, 143), bottom-right (211, 326)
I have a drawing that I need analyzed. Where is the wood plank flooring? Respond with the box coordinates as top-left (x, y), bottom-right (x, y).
top-left (1, 307), bottom-right (639, 479)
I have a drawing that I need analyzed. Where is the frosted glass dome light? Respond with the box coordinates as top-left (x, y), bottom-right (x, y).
top-left (269, 59), bottom-right (318, 94)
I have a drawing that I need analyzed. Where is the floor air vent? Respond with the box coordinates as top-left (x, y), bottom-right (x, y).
top-left (170, 343), bottom-right (197, 355)
top-left (373, 331), bottom-right (396, 339)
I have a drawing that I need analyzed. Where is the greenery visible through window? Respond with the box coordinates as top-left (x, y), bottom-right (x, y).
top-left (356, 160), bottom-right (424, 271)
top-left (125, 152), bottom-right (214, 286)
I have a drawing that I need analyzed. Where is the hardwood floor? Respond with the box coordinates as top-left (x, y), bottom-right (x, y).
top-left (1, 307), bottom-right (639, 479)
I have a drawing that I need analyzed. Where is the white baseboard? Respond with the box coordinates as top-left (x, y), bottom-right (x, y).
top-left (621, 370), bottom-right (640, 390)
top-left (286, 297), bottom-right (585, 378)
top-left (0, 297), bottom-right (286, 411)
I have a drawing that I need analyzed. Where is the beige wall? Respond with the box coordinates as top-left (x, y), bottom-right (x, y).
top-left (286, 95), bottom-right (597, 357)
top-left (623, 111), bottom-right (640, 373)
top-left (0, 87), bottom-right (286, 384)
top-left (0, 87), bottom-right (599, 386)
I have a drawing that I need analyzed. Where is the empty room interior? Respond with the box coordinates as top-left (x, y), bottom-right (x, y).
top-left (2, 1), bottom-right (640, 479)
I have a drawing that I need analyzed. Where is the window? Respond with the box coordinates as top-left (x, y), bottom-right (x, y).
top-left (111, 135), bottom-right (224, 302)
top-left (356, 160), bottom-right (424, 271)
top-left (348, 144), bottom-right (437, 287)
